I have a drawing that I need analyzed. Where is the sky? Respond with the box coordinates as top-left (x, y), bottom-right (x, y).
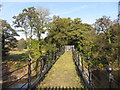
top-left (0, 1), bottom-right (119, 39)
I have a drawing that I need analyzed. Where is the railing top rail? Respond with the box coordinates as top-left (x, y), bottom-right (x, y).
top-left (72, 49), bottom-right (120, 88)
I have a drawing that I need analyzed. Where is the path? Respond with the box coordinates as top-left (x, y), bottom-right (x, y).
top-left (37, 52), bottom-right (83, 88)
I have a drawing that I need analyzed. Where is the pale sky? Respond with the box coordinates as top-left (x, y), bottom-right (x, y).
top-left (0, 1), bottom-right (119, 39)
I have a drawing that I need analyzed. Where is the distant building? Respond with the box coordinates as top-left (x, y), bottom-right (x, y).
top-left (118, 1), bottom-right (120, 24)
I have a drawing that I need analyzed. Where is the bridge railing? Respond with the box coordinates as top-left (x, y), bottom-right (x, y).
top-left (2, 46), bottom-right (65, 89)
top-left (72, 49), bottom-right (120, 89)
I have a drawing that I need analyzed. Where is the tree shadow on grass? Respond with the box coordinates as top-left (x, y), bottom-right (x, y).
top-left (2, 65), bottom-right (17, 88)
top-left (6, 53), bottom-right (28, 62)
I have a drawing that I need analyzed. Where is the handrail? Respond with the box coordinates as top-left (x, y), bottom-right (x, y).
top-left (2, 64), bottom-right (28, 77)
top-left (5, 73), bottom-right (28, 89)
top-left (2, 46), bottom-right (65, 89)
top-left (72, 49), bottom-right (120, 89)
top-left (19, 82), bottom-right (28, 89)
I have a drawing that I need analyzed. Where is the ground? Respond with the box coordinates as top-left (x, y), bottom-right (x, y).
top-left (37, 52), bottom-right (83, 88)
top-left (2, 50), bottom-right (28, 85)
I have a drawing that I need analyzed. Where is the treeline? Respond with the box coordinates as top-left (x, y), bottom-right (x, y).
top-left (1, 6), bottom-right (120, 67)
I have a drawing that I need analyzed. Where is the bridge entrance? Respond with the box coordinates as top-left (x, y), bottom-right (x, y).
top-left (64, 45), bottom-right (74, 52)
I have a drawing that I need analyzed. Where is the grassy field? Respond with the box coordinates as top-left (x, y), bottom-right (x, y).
top-left (2, 50), bottom-right (28, 69)
top-left (37, 52), bottom-right (83, 88)
top-left (2, 50), bottom-right (29, 84)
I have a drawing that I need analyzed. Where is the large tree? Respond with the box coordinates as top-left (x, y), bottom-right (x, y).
top-left (34, 7), bottom-right (51, 54)
top-left (45, 16), bottom-right (94, 56)
top-left (1, 20), bottom-right (18, 59)
top-left (13, 7), bottom-right (51, 58)
top-left (45, 16), bottom-right (72, 49)
top-left (92, 16), bottom-right (119, 66)
top-left (13, 7), bottom-right (39, 59)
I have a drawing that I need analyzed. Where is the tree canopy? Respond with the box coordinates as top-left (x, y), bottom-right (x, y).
top-left (2, 6), bottom-right (119, 67)
top-left (1, 20), bottom-right (18, 58)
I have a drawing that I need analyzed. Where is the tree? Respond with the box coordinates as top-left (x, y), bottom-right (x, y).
top-left (17, 38), bottom-right (27, 50)
top-left (1, 20), bottom-right (18, 59)
top-left (13, 7), bottom-right (51, 58)
top-left (109, 23), bottom-right (120, 66)
top-left (94, 16), bottom-right (112, 34)
top-left (92, 16), bottom-right (119, 66)
top-left (34, 7), bottom-right (51, 54)
top-left (45, 16), bottom-right (72, 49)
top-left (45, 16), bottom-right (94, 57)
top-left (13, 7), bottom-right (39, 59)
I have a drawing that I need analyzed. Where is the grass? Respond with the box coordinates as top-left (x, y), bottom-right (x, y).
top-left (2, 50), bottom-right (29, 74)
top-left (37, 52), bottom-right (83, 88)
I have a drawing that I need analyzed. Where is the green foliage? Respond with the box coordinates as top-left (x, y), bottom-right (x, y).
top-left (11, 6), bottom-right (119, 68)
top-left (17, 38), bottom-right (27, 50)
top-left (31, 39), bottom-right (41, 59)
top-left (45, 16), bottom-right (71, 48)
top-left (13, 7), bottom-right (51, 59)
top-left (90, 16), bottom-right (120, 66)
top-left (1, 20), bottom-right (18, 59)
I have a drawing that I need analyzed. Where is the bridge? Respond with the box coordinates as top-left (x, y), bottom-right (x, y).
top-left (2, 46), bottom-right (120, 89)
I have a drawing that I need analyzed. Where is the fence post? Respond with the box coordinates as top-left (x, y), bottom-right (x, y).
top-left (28, 58), bottom-right (31, 90)
top-left (106, 66), bottom-right (113, 89)
top-left (78, 53), bottom-right (80, 67)
top-left (88, 61), bottom-right (92, 88)
top-left (81, 58), bottom-right (84, 72)
top-left (54, 51), bottom-right (56, 60)
top-left (40, 57), bottom-right (42, 77)
top-left (109, 73), bottom-right (113, 89)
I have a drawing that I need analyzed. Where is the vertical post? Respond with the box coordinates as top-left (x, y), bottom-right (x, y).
top-left (56, 50), bottom-right (58, 59)
top-left (46, 53), bottom-right (48, 69)
top-left (106, 66), bottom-right (113, 89)
top-left (81, 57), bottom-right (84, 72)
top-left (88, 61), bottom-right (92, 87)
top-left (28, 58), bottom-right (31, 90)
top-left (40, 57), bottom-right (42, 77)
top-left (56, 50), bottom-right (57, 60)
top-left (109, 73), bottom-right (113, 90)
top-left (51, 51), bottom-right (53, 63)
top-left (78, 53), bottom-right (80, 67)
top-left (54, 51), bottom-right (55, 60)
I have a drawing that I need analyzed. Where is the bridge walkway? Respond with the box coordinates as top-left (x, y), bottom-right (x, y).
top-left (36, 52), bottom-right (83, 88)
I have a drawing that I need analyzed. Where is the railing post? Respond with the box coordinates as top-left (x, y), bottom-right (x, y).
top-left (88, 61), bottom-right (92, 88)
top-left (109, 73), bottom-right (113, 89)
top-left (56, 50), bottom-right (58, 59)
top-left (46, 52), bottom-right (49, 68)
top-left (28, 58), bottom-right (31, 90)
top-left (81, 58), bottom-right (84, 72)
top-left (78, 53), bottom-right (80, 67)
top-left (54, 51), bottom-right (56, 60)
top-left (106, 66), bottom-right (113, 89)
top-left (40, 57), bottom-right (42, 77)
